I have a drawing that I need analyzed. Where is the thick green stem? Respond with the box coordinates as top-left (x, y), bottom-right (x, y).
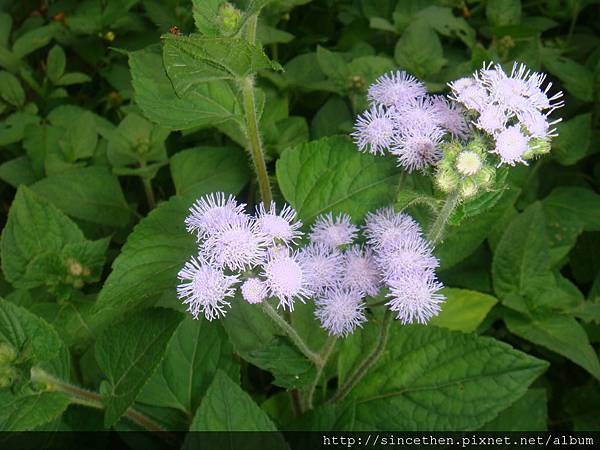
top-left (427, 189), bottom-right (460, 247)
top-left (260, 302), bottom-right (320, 365)
top-left (31, 368), bottom-right (167, 433)
top-left (330, 310), bottom-right (392, 403)
top-left (306, 335), bottom-right (337, 409)
top-left (241, 76), bottom-right (273, 207)
top-left (139, 161), bottom-right (156, 210)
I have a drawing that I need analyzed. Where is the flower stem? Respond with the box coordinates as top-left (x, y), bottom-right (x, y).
top-left (139, 161), bottom-right (156, 210)
top-left (330, 310), bottom-right (392, 403)
top-left (31, 368), bottom-right (168, 434)
top-left (306, 335), bottom-right (337, 409)
top-left (260, 301), bottom-right (321, 365)
top-left (427, 189), bottom-right (460, 247)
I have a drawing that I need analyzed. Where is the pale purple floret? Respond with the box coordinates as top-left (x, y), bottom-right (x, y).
top-left (309, 212), bottom-right (358, 249)
top-left (449, 76), bottom-right (489, 111)
top-left (352, 105), bottom-right (399, 155)
top-left (363, 207), bottom-right (422, 251)
top-left (474, 103), bottom-right (508, 136)
top-left (299, 243), bottom-right (344, 295)
top-left (368, 70), bottom-right (427, 107)
top-left (517, 109), bottom-right (560, 139)
top-left (185, 192), bottom-right (246, 238)
top-left (254, 202), bottom-right (303, 246)
top-left (315, 287), bottom-right (367, 337)
top-left (431, 96), bottom-right (469, 139)
top-left (261, 247), bottom-right (312, 311)
top-left (241, 277), bottom-right (268, 304)
top-left (341, 245), bottom-right (381, 297)
top-left (177, 255), bottom-right (239, 321)
top-left (493, 125), bottom-right (529, 166)
top-left (376, 236), bottom-right (439, 282)
top-left (202, 216), bottom-right (268, 271)
top-left (390, 123), bottom-right (445, 172)
top-left (385, 270), bottom-right (445, 324)
top-left (396, 96), bottom-right (442, 130)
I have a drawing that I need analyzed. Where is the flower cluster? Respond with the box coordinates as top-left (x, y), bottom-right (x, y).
top-left (449, 62), bottom-right (563, 165)
top-left (177, 193), bottom-right (445, 336)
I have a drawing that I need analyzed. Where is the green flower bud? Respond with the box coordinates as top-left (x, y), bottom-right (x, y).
top-left (218, 2), bottom-right (241, 33)
top-left (0, 365), bottom-right (18, 388)
top-left (0, 343), bottom-right (17, 365)
top-left (435, 169), bottom-right (458, 193)
top-left (476, 166), bottom-right (496, 187)
top-left (455, 150), bottom-right (482, 176)
top-left (460, 178), bottom-right (478, 200)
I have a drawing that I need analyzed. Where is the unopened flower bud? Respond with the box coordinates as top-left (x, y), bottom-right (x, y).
top-left (460, 179), bottom-right (478, 200)
top-left (218, 2), bottom-right (241, 33)
top-left (67, 258), bottom-right (83, 277)
top-left (0, 365), bottom-right (18, 388)
top-left (0, 343), bottom-right (17, 365)
top-left (435, 169), bottom-right (458, 193)
top-left (455, 151), bottom-right (482, 176)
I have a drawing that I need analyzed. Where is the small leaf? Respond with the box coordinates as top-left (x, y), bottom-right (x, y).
top-left (486, 0), bottom-right (522, 26)
top-left (46, 45), bottom-right (66, 83)
top-left (0, 71), bottom-right (25, 107)
top-left (12, 23), bottom-right (59, 58)
top-left (430, 288), bottom-right (497, 333)
top-left (552, 114), bottom-right (592, 166)
top-left (95, 308), bottom-right (181, 427)
top-left (55, 72), bottom-right (91, 86)
top-left (394, 20), bottom-right (446, 78)
top-left (542, 52), bottom-right (594, 102)
top-left (0, 391), bottom-right (70, 431)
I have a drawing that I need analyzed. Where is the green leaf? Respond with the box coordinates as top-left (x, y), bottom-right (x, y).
top-left (222, 296), bottom-right (277, 355)
top-left (56, 111), bottom-right (98, 162)
top-left (276, 136), bottom-right (400, 223)
top-left (563, 385), bottom-right (600, 431)
top-left (480, 388), bottom-right (546, 431)
top-left (0, 391), bottom-right (70, 431)
top-left (0, 187), bottom-right (84, 288)
top-left (89, 195), bottom-right (194, 331)
top-left (129, 46), bottom-right (240, 130)
top-left (504, 311), bottom-right (600, 381)
top-left (492, 202), bottom-right (555, 301)
top-left (394, 20), bottom-right (446, 78)
top-left (486, 0), bottom-right (522, 26)
top-left (429, 288), bottom-right (497, 333)
top-left (542, 52), bottom-right (594, 102)
top-left (543, 186), bottom-right (600, 233)
top-left (552, 114), bottom-right (592, 166)
top-left (0, 71), bottom-right (25, 107)
top-left (46, 45), bottom-right (66, 83)
top-left (0, 111), bottom-right (39, 146)
top-left (12, 23), bottom-right (59, 58)
top-left (137, 317), bottom-right (239, 415)
top-left (55, 72), bottom-right (91, 86)
top-left (0, 12), bottom-right (12, 47)
top-left (170, 146), bottom-right (249, 197)
top-left (416, 6), bottom-right (476, 47)
top-left (95, 308), bottom-right (181, 427)
top-left (349, 325), bottom-right (548, 430)
top-left (30, 167), bottom-right (132, 228)
top-left (189, 370), bottom-right (279, 431)
top-left (0, 156), bottom-right (39, 187)
top-left (316, 46), bottom-right (349, 81)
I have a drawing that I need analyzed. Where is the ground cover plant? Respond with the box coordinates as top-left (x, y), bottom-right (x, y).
top-left (0, 0), bottom-right (599, 442)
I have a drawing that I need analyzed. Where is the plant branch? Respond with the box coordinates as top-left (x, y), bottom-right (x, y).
top-left (330, 310), bottom-right (392, 403)
top-left (260, 301), bottom-right (320, 365)
top-left (306, 335), bottom-right (337, 409)
top-left (426, 189), bottom-right (460, 247)
top-left (139, 161), bottom-right (156, 210)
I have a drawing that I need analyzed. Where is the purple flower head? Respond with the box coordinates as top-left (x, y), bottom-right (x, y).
top-left (396, 96), bottom-right (442, 130)
top-left (309, 212), bottom-right (358, 249)
top-left (517, 109), bottom-right (560, 139)
top-left (352, 105), bottom-right (399, 155)
top-left (493, 125), bottom-right (529, 166)
top-left (431, 96), bottom-right (469, 139)
top-left (202, 216), bottom-right (268, 271)
top-left (474, 103), bottom-right (508, 136)
top-left (368, 70), bottom-right (426, 108)
top-left (177, 255), bottom-right (239, 321)
top-left (261, 248), bottom-right (311, 310)
top-left (376, 236), bottom-right (439, 282)
top-left (364, 207), bottom-right (422, 251)
top-left (341, 245), bottom-right (381, 297)
top-left (390, 123), bottom-right (444, 172)
top-left (241, 277), bottom-right (268, 305)
top-left (185, 192), bottom-right (246, 238)
top-left (299, 243), bottom-right (344, 295)
top-left (385, 270), bottom-right (445, 324)
top-left (448, 76), bottom-right (489, 111)
top-left (255, 202), bottom-right (303, 246)
top-left (315, 287), bottom-right (367, 337)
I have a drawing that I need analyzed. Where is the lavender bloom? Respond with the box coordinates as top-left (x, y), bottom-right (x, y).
top-left (352, 105), bottom-right (399, 155)
top-left (185, 192), bottom-right (246, 238)
top-left (309, 212), bottom-right (358, 249)
top-left (315, 287), bottom-right (367, 337)
top-left (177, 255), bottom-right (239, 321)
top-left (396, 96), bottom-right (442, 130)
top-left (368, 70), bottom-right (426, 107)
top-left (202, 216), bottom-right (268, 271)
top-left (493, 125), bottom-right (529, 165)
top-left (449, 76), bottom-right (489, 111)
top-left (255, 202), bottom-right (303, 246)
top-left (385, 271), bottom-right (445, 324)
top-left (474, 103), bottom-right (508, 136)
top-left (261, 248), bottom-right (311, 310)
top-left (376, 236), bottom-right (439, 282)
top-left (390, 123), bottom-right (445, 172)
top-left (431, 96), bottom-right (469, 139)
top-left (299, 243), bottom-right (344, 295)
top-left (517, 109), bottom-right (560, 139)
top-left (364, 207), bottom-right (422, 251)
top-left (341, 245), bottom-right (381, 297)
top-left (241, 278), bottom-right (268, 304)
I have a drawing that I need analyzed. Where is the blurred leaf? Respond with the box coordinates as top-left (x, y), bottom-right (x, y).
top-left (552, 114), bottom-right (592, 165)
top-left (394, 20), bottom-right (446, 78)
top-left (480, 388), bottom-right (546, 431)
top-left (12, 23), bottom-right (59, 58)
top-left (486, 0), bottom-right (522, 26)
top-left (46, 45), bottom-right (66, 83)
top-left (0, 391), bottom-right (70, 432)
top-left (222, 297), bottom-right (277, 355)
top-left (542, 52), bottom-right (594, 102)
top-left (0, 156), bottom-right (39, 187)
top-left (56, 72), bottom-right (91, 86)
top-left (430, 288), bottom-right (497, 333)
top-left (0, 70), bottom-right (24, 107)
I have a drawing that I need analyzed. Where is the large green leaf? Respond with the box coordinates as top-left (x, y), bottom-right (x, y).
top-left (137, 317), bottom-right (239, 415)
top-left (95, 308), bottom-right (181, 427)
top-left (394, 20), bottom-right (446, 78)
top-left (480, 388), bottom-right (546, 431)
top-left (486, 0), bottom-right (522, 26)
top-left (429, 288), bottom-right (497, 333)
top-left (30, 167), bottom-right (132, 228)
top-left (348, 325), bottom-right (548, 430)
top-left (89, 195), bottom-right (194, 331)
top-left (0, 391), bottom-right (71, 431)
top-left (222, 296), bottom-right (277, 355)
top-left (276, 135), bottom-right (400, 223)
top-left (552, 114), bottom-right (592, 166)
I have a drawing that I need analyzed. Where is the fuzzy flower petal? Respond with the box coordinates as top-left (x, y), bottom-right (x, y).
top-left (341, 245), bottom-right (381, 297)
top-left (241, 278), bottom-right (268, 304)
top-left (368, 70), bottom-right (427, 107)
top-left (299, 243), bottom-right (344, 295)
top-left (376, 237), bottom-right (439, 282)
top-left (364, 207), bottom-right (422, 251)
top-left (255, 202), bottom-right (303, 246)
top-left (262, 248), bottom-right (312, 310)
top-left (431, 96), bottom-right (469, 139)
top-left (309, 212), bottom-right (358, 249)
top-left (390, 123), bottom-right (445, 172)
top-left (385, 270), bottom-right (445, 324)
top-left (315, 287), bottom-right (367, 337)
top-left (185, 192), bottom-right (246, 238)
top-left (494, 125), bottom-right (529, 166)
top-left (352, 105), bottom-right (399, 155)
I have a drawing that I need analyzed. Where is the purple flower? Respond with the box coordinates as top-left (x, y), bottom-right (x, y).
top-left (309, 212), bottom-right (358, 249)
top-left (493, 125), bottom-right (529, 166)
top-left (177, 255), bottom-right (239, 321)
top-left (517, 109), bottom-right (560, 139)
top-left (241, 278), bottom-right (268, 304)
top-left (448, 76), bottom-right (489, 111)
top-left (376, 236), bottom-right (439, 282)
top-left (431, 96), bottom-right (469, 139)
top-left (396, 96), bottom-right (442, 130)
top-left (261, 247), bottom-right (311, 310)
top-left (364, 207), bottom-right (422, 251)
top-left (385, 270), bottom-right (445, 324)
top-left (299, 243), bottom-right (344, 295)
top-left (341, 245), bottom-right (381, 297)
top-left (368, 70), bottom-right (426, 107)
top-left (315, 287), bottom-right (367, 337)
top-left (390, 123), bottom-right (444, 172)
top-left (185, 192), bottom-right (246, 238)
top-left (352, 105), bottom-right (399, 155)
top-left (255, 202), bottom-right (303, 246)
top-left (473, 103), bottom-right (508, 136)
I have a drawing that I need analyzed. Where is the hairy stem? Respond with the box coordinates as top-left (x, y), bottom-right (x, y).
top-left (139, 161), bottom-right (156, 210)
top-left (31, 368), bottom-right (168, 434)
top-left (330, 310), bottom-right (392, 403)
top-left (306, 335), bottom-right (337, 409)
top-left (427, 189), bottom-right (460, 247)
top-left (260, 302), bottom-right (321, 365)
